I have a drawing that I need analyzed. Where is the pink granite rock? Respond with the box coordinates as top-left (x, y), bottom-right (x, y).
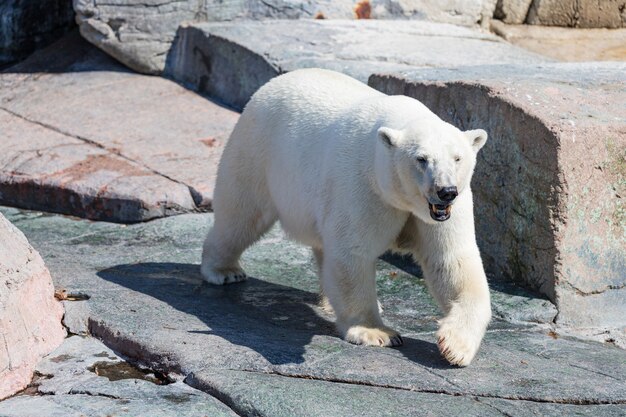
top-left (0, 32), bottom-right (239, 222)
top-left (0, 213), bottom-right (65, 400)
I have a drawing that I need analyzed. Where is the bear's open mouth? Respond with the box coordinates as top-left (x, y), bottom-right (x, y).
top-left (429, 203), bottom-right (451, 222)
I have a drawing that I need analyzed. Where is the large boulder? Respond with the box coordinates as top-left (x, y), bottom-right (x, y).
top-left (0, 213), bottom-right (65, 399)
top-left (0, 32), bottom-right (238, 222)
top-left (0, 0), bottom-right (75, 68)
top-left (369, 62), bottom-right (626, 329)
top-left (73, 0), bottom-right (496, 75)
top-left (165, 19), bottom-right (547, 111)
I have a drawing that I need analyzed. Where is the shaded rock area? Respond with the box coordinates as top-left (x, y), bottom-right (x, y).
top-left (0, 336), bottom-right (238, 416)
top-left (1, 206), bottom-right (624, 416)
top-left (369, 63), bottom-right (626, 329)
top-left (74, 0), bottom-right (497, 74)
top-left (0, 32), bottom-right (238, 222)
top-left (0, 213), bottom-right (65, 400)
top-left (165, 19), bottom-right (548, 110)
top-left (0, 0), bottom-right (75, 69)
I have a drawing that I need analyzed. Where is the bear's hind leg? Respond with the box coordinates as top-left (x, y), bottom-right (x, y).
top-left (322, 253), bottom-right (401, 347)
top-left (201, 199), bottom-right (278, 285)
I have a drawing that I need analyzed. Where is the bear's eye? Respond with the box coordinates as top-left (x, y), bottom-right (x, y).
top-left (454, 156), bottom-right (461, 163)
top-left (416, 156), bottom-right (427, 164)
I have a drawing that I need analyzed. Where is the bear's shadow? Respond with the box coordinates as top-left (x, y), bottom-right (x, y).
top-left (97, 262), bottom-right (449, 369)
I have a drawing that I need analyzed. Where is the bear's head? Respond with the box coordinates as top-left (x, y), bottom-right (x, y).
top-left (375, 120), bottom-right (487, 223)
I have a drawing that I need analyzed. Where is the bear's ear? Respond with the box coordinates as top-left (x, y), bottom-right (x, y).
top-left (378, 127), bottom-right (402, 148)
top-left (465, 129), bottom-right (488, 153)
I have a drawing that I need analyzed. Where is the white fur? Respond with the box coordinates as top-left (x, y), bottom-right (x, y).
top-left (202, 69), bottom-right (491, 366)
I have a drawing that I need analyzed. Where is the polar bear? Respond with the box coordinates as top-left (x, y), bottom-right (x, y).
top-left (201, 68), bottom-right (491, 366)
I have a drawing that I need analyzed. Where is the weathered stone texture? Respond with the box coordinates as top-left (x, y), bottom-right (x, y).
top-left (0, 0), bottom-right (75, 68)
top-left (0, 213), bottom-right (65, 400)
top-left (369, 62), bottom-right (626, 328)
top-left (0, 206), bottom-right (624, 415)
top-left (494, 0), bottom-right (534, 23)
top-left (0, 336), bottom-right (239, 416)
top-left (526, 0), bottom-right (626, 28)
top-left (0, 33), bottom-right (238, 222)
top-left (165, 19), bottom-right (547, 110)
top-left (73, 0), bottom-right (497, 74)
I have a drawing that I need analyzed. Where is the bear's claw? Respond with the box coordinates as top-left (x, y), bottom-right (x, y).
top-left (201, 265), bottom-right (248, 285)
top-left (344, 325), bottom-right (403, 348)
top-left (389, 335), bottom-right (404, 347)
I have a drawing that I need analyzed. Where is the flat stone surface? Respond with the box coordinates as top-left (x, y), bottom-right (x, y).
top-left (0, 32), bottom-right (239, 222)
top-left (0, 336), bottom-right (238, 416)
top-left (369, 62), bottom-right (626, 329)
top-left (74, 0), bottom-right (496, 74)
top-left (165, 19), bottom-right (549, 110)
top-left (1, 206), bottom-right (624, 415)
top-left (188, 369), bottom-right (626, 417)
top-left (0, 213), bottom-right (65, 400)
top-left (491, 19), bottom-right (626, 61)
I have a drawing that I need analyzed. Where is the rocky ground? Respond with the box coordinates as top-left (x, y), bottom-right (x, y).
top-left (0, 207), bottom-right (624, 416)
top-left (0, 15), bottom-right (625, 417)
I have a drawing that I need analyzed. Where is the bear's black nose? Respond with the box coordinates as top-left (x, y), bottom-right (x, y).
top-left (437, 186), bottom-right (458, 202)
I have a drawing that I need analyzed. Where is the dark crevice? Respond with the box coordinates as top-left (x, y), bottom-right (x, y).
top-left (67, 389), bottom-right (123, 400)
top-left (562, 281), bottom-right (626, 297)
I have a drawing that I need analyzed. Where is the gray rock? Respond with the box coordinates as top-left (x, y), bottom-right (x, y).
top-left (0, 0), bottom-right (75, 68)
top-left (187, 369), bottom-right (626, 417)
top-left (62, 300), bottom-right (90, 336)
top-left (368, 62), bottom-right (626, 329)
top-left (0, 32), bottom-right (238, 222)
top-left (526, 0), bottom-right (626, 28)
top-left (1, 206), bottom-right (624, 415)
top-left (165, 19), bottom-right (548, 110)
top-left (74, 0), bottom-right (497, 75)
top-left (494, 0), bottom-right (533, 23)
top-left (0, 336), bottom-right (238, 416)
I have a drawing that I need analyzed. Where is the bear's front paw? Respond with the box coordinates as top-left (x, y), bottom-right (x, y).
top-left (201, 264), bottom-right (248, 285)
top-left (345, 325), bottom-right (403, 347)
top-left (436, 315), bottom-right (485, 367)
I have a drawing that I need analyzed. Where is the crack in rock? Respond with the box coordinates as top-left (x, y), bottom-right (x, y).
top-left (223, 368), bottom-right (626, 406)
top-left (0, 105), bottom-right (199, 210)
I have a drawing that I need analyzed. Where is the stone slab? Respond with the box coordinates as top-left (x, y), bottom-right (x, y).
top-left (0, 336), bottom-right (238, 416)
top-left (368, 62), bottom-right (626, 329)
top-left (74, 0), bottom-right (496, 75)
top-left (0, 32), bottom-right (239, 222)
top-left (526, 0), bottom-right (626, 28)
top-left (0, 0), bottom-right (75, 68)
top-left (165, 19), bottom-right (549, 110)
top-left (491, 19), bottom-right (626, 61)
top-left (0, 213), bottom-right (65, 400)
top-left (187, 369), bottom-right (626, 417)
top-left (0, 206), bottom-right (623, 415)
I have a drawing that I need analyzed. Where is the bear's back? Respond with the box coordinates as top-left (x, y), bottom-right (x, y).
top-left (247, 68), bottom-right (384, 121)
